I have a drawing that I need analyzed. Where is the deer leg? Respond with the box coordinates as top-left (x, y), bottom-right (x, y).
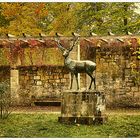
top-left (75, 73), bottom-right (79, 90)
top-left (93, 77), bottom-right (96, 90)
top-left (70, 73), bottom-right (74, 89)
top-left (87, 72), bottom-right (94, 89)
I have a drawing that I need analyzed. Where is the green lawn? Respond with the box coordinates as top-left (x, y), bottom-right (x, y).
top-left (0, 113), bottom-right (140, 138)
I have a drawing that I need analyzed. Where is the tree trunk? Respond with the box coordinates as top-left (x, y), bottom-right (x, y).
top-left (123, 4), bottom-right (128, 34)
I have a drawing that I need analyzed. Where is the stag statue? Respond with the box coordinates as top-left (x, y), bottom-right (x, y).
top-left (55, 34), bottom-right (96, 90)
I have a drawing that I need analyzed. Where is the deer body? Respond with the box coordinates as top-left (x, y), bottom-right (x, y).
top-left (64, 57), bottom-right (96, 74)
top-left (55, 36), bottom-right (96, 90)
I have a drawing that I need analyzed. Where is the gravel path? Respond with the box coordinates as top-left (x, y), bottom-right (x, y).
top-left (10, 106), bottom-right (140, 115)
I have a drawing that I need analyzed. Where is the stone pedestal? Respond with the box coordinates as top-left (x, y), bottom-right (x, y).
top-left (58, 90), bottom-right (107, 125)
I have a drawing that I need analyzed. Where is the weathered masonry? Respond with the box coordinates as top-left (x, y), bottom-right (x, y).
top-left (0, 36), bottom-right (139, 106)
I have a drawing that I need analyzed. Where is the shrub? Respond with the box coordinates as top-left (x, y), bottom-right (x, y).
top-left (106, 94), bottom-right (140, 109)
top-left (0, 80), bottom-right (11, 119)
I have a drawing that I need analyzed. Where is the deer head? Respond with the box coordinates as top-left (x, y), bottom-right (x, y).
top-left (55, 35), bottom-right (79, 58)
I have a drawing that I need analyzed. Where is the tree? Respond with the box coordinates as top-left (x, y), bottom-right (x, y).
top-left (44, 3), bottom-right (79, 36)
top-left (0, 3), bottom-right (48, 36)
top-left (42, 2), bottom-right (140, 36)
top-left (74, 2), bottom-right (140, 35)
top-left (0, 2), bottom-right (140, 36)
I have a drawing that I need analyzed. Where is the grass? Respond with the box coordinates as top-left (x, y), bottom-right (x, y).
top-left (0, 113), bottom-right (140, 138)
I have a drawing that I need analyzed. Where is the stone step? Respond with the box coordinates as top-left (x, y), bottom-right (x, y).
top-left (31, 100), bottom-right (61, 106)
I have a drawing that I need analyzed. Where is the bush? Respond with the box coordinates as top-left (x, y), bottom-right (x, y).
top-left (106, 95), bottom-right (140, 109)
top-left (0, 80), bottom-right (11, 119)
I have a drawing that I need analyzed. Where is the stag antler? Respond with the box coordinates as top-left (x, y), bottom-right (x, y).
top-left (69, 35), bottom-right (79, 52)
top-left (54, 34), bottom-right (65, 52)
top-left (55, 32), bottom-right (79, 52)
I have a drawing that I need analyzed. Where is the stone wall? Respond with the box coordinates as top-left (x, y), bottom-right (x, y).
top-left (16, 45), bottom-right (140, 106)
top-left (18, 66), bottom-right (69, 105)
top-left (95, 47), bottom-right (140, 98)
top-left (0, 42), bottom-right (139, 106)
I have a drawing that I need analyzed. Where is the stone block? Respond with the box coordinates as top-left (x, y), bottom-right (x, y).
top-left (53, 82), bottom-right (57, 86)
top-left (53, 74), bottom-right (57, 79)
top-left (59, 74), bottom-right (64, 78)
top-left (36, 81), bottom-right (42, 86)
top-left (11, 69), bottom-right (19, 78)
top-left (125, 60), bottom-right (130, 68)
top-left (49, 79), bottom-right (55, 83)
top-left (44, 83), bottom-right (49, 88)
top-left (11, 70), bottom-right (19, 86)
top-left (29, 70), bottom-right (35, 75)
top-left (114, 82), bottom-right (120, 89)
top-left (30, 80), bottom-right (35, 85)
top-left (96, 80), bottom-right (103, 85)
top-left (11, 78), bottom-right (18, 84)
top-left (96, 59), bottom-right (100, 64)
top-left (55, 79), bottom-right (61, 83)
top-left (59, 90), bottom-right (107, 125)
top-left (126, 82), bottom-right (135, 87)
top-left (96, 73), bottom-right (102, 78)
top-left (131, 87), bottom-right (139, 92)
top-left (45, 75), bottom-right (49, 80)
top-left (134, 92), bottom-right (140, 97)
top-left (32, 66), bottom-right (38, 71)
top-left (125, 87), bottom-right (131, 92)
top-left (34, 75), bottom-right (41, 80)
top-left (10, 69), bottom-right (20, 105)
top-left (100, 58), bottom-right (105, 62)
top-left (81, 101), bottom-right (88, 116)
top-left (29, 76), bottom-right (34, 80)
top-left (58, 116), bottom-right (95, 125)
top-left (45, 72), bottom-right (49, 76)
top-left (126, 92), bottom-right (132, 96)
top-left (103, 63), bottom-right (109, 68)
top-left (61, 79), bottom-right (67, 83)
top-left (125, 69), bottom-right (131, 76)
top-left (47, 71), bottom-right (52, 76)
top-left (97, 86), bottom-right (104, 91)
top-left (93, 115), bottom-right (108, 125)
top-left (64, 74), bottom-right (69, 79)
top-left (25, 76), bottom-right (29, 81)
top-left (49, 75), bottom-right (54, 79)
top-left (19, 76), bottom-right (24, 81)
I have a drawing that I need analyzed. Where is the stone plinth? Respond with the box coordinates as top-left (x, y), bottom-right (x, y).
top-left (58, 90), bottom-right (108, 125)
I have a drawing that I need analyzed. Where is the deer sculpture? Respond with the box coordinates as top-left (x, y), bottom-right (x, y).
top-left (55, 34), bottom-right (96, 90)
